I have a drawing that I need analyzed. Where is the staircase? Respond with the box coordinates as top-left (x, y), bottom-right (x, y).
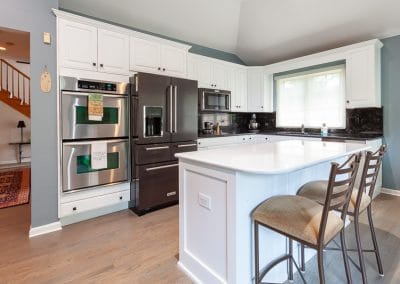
top-left (0, 59), bottom-right (30, 117)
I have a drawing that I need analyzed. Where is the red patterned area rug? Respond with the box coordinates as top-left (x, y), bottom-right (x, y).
top-left (0, 167), bottom-right (30, 209)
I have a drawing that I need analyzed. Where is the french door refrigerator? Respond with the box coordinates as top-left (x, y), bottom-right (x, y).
top-left (130, 72), bottom-right (198, 214)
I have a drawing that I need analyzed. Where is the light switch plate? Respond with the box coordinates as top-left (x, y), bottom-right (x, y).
top-left (198, 192), bottom-right (211, 210)
top-left (43, 32), bottom-right (51, 44)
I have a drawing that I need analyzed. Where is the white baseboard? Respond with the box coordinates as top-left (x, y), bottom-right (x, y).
top-left (177, 261), bottom-right (202, 284)
top-left (29, 221), bottom-right (62, 238)
top-left (381, 187), bottom-right (400, 197)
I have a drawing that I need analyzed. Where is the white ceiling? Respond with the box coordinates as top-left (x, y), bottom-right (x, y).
top-left (0, 27), bottom-right (30, 62)
top-left (59, 0), bottom-right (400, 65)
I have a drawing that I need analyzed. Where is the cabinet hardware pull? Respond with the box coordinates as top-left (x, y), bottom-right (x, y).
top-left (119, 196), bottom-right (123, 200)
top-left (146, 164), bottom-right (179, 171)
top-left (177, 143), bottom-right (197, 148)
top-left (166, 191), bottom-right (177, 197)
top-left (100, 63), bottom-right (104, 68)
top-left (145, 146), bottom-right (169, 151)
top-left (169, 85), bottom-right (173, 133)
top-left (174, 85), bottom-right (177, 133)
top-left (92, 62), bottom-right (96, 66)
top-left (158, 67), bottom-right (161, 70)
top-left (73, 207), bottom-right (77, 211)
top-left (163, 68), bottom-right (166, 71)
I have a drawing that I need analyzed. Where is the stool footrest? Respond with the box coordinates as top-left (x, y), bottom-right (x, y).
top-left (258, 254), bottom-right (306, 284)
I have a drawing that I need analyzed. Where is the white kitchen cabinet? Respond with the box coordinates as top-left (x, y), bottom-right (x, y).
top-left (231, 68), bottom-right (248, 112)
top-left (129, 37), bottom-right (161, 74)
top-left (98, 29), bottom-right (129, 74)
top-left (247, 67), bottom-right (273, 112)
top-left (345, 43), bottom-right (382, 108)
top-left (58, 19), bottom-right (98, 71)
top-left (130, 37), bottom-right (188, 78)
top-left (58, 19), bottom-right (129, 75)
top-left (188, 54), bottom-right (230, 90)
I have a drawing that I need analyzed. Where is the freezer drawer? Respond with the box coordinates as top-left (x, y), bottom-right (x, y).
top-left (61, 91), bottom-right (128, 140)
top-left (136, 161), bottom-right (179, 210)
top-left (171, 141), bottom-right (197, 157)
top-left (135, 143), bottom-right (172, 165)
top-left (62, 139), bottom-right (128, 192)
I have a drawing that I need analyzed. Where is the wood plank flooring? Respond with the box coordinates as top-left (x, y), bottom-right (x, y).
top-left (0, 194), bottom-right (399, 283)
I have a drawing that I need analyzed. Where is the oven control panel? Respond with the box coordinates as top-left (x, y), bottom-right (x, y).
top-left (78, 80), bottom-right (117, 92)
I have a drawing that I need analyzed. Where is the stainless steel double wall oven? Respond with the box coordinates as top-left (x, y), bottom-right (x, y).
top-left (60, 76), bottom-right (129, 192)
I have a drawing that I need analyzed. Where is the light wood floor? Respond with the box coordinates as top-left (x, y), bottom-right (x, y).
top-left (0, 194), bottom-right (399, 284)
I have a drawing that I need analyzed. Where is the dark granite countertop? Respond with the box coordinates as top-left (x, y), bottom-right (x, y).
top-left (198, 131), bottom-right (383, 141)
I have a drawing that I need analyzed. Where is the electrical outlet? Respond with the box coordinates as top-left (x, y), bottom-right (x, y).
top-left (198, 192), bottom-right (211, 210)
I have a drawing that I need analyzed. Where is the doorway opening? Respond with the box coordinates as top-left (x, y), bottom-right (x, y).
top-left (0, 26), bottom-right (31, 232)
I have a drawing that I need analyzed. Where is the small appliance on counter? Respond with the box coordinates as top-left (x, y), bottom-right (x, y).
top-left (202, 121), bottom-right (214, 134)
top-left (130, 72), bottom-right (198, 215)
top-left (248, 113), bottom-right (260, 133)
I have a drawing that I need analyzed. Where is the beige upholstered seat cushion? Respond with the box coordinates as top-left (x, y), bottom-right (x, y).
top-left (252, 195), bottom-right (344, 246)
top-left (297, 180), bottom-right (371, 214)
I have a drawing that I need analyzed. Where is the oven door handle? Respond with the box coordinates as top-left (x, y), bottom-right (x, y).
top-left (63, 138), bottom-right (127, 146)
top-left (145, 164), bottom-right (179, 172)
top-left (62, 91), bottom-right (128, 98)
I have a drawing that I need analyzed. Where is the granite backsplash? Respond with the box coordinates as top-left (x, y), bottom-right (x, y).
top-left (198, 107), bottom-right (383, 135)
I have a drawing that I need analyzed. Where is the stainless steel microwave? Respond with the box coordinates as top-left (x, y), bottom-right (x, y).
top-left (199, 88), bottom-right (231, 112)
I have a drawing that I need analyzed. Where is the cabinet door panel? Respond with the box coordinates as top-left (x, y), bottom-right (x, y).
top-left (59, 19), bottom-right (98, 71)
top-left (247, 69), bottom-right (264, 112)
top-left (196, 59), bottom-right (213, 88)
top-left (346, 47), bottom-right (376, 108)
top-left (98, 29), bottom-right (129, 75)
top-left (233, 69), bottom-right (247, 112)
top-left (161, 45), bottom-right (187, 78)
top-left (213, 63), bottom-right (229, 90)
top-left (130, 37), bottom-right (161, 73)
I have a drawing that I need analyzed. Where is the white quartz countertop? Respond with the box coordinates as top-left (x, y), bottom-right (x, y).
top-left (175, 140), bottom-right (370, 174)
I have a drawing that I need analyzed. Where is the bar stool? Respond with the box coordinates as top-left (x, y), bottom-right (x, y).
top-left (297, 146), bottom-right (386, 284)
top-left (252, 153), bottom-right (361, 284)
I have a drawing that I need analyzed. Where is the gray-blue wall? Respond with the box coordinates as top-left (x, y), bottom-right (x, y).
top-left (382, 35), bottom-right (400, 190)
top-left (58, 8), bottom-right (245, 65)
top-left (0, 0), bottom-right (59, 227)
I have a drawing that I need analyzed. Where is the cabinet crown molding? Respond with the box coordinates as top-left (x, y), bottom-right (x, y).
top-left (52, 9), bottom-right (191, 51)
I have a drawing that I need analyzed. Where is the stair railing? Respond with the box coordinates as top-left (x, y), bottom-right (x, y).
top-left (0, 59), bottom-right (30, 105)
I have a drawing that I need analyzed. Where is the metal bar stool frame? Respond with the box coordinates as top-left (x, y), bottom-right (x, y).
top-left (299, 146), bottom-right (386, 284)
top-left (253, 153), bottom-right (361, 284)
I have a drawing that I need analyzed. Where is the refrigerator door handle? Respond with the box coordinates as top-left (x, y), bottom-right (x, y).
top-left (174, 85), bottom-right (177, 133)
top-left (169, 85), bottom-right (173, 133)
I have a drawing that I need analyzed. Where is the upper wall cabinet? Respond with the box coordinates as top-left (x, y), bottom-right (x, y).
top-left (58, 19), bottom-right (130, 75)
top-left (130, 37), bottom-right (188, 78)
top-left (230, 67), bottom-right (248, 112)
top-left (188, 54), bottom-right (230, 90)
top-left (58, 19), bottom-right (98, 72)
top-left (345, 44), bottom-right (382, 108)
top-left (247, 67), bottom-right (273, 112)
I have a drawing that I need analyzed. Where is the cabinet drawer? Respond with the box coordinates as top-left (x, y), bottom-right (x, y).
top-left (60, 190), bottom-right (129, 217)
top-left (137, 162), bottom-right (179, 210)
top-left (135, 143), bottom-right (172, 164)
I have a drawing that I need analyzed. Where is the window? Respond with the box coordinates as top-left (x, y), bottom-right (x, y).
top-left (275, 65), bottom-right (346, 128)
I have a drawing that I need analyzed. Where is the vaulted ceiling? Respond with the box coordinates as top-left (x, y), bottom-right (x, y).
top-left (59, 0), bottom-right (400, 65)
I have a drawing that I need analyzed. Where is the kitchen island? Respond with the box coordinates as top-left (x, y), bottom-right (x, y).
top-left (176, 140), bottom-right (369, 284)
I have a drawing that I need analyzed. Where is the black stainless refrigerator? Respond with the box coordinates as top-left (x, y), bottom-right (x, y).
top-left (130, 72), bottom-right (198, 214)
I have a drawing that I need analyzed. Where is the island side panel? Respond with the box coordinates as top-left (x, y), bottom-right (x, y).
top-left (178, 160), bottom-right (235, 284)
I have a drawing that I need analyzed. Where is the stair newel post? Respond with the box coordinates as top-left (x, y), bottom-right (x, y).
top-left (18, 74), bottom-right (20, 104)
